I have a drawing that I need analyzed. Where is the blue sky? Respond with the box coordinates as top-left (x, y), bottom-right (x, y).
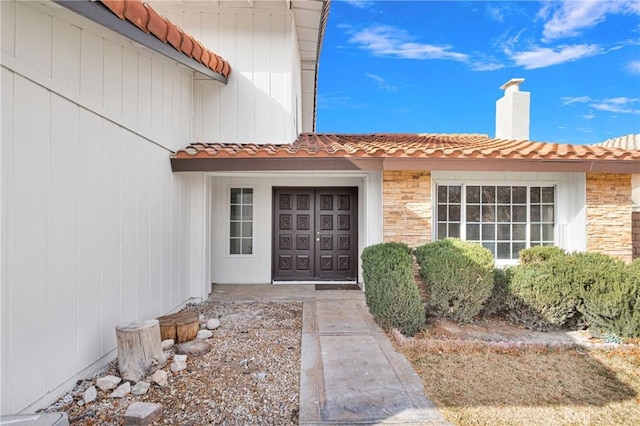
top-left (316, 0), bottom-right (640, 144)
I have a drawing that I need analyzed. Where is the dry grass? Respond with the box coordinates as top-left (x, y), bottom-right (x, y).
top-left (396, 337), bottom-right (640, 426)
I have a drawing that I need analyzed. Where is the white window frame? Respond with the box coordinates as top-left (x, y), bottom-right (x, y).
top-left (432, 180), bottom-right (559, 266)
top-left (227, 186), bottom-right (255, 257)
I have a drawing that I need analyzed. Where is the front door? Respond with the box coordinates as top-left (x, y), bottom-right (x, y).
top-left (273, 188), bottom-right (358, 281)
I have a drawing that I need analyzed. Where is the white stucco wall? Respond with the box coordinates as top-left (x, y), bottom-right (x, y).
top-left (206, 172), bottom-right (383, 285)
top-left (632, 174), bottom-right (639, 208)
top-left (0, 1), bottom-right (203, 414)
top-left (432, 171), bottom-right (587, 259)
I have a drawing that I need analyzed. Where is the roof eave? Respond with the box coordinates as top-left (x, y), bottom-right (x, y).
top-left (170, 156), bottom-right (640, 173)
top-left (54, 0), bottom-right (227, 83)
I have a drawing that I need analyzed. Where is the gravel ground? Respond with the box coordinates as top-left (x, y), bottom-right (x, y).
top-left (43, 300), bottom-right (303, 425)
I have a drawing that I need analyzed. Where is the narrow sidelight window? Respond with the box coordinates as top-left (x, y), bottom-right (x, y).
top-left (230, 188), bottom-right (253, 255)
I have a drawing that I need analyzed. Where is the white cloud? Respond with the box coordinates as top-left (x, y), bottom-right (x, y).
top-left (540, 0), bottom-right (640, 41)
top-left (509, 44), bottom-right (603, 69)
top-left (470, 61), bottom-right (505, 71)
top-left (590, 97), bottom-right (640, 114)
top-left (341, 0), bottom-right (372, 9)
top-left (486, 5), bottom-right (505, 23)
top-left (365, 73), bottom-right (397, 92)
top-left (626, 60), bottom-right (640, 73)
top-left (317, 92), bottom-right (368, 110)
top-left (560, 96), bottom-right (639, 114)
top-left (561, 96), bottom-right (592, 106)
top-left (348, 25), bottom-right (469, 61)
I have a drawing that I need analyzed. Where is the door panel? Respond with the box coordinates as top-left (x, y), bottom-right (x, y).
top-left (273, 187), bottom-right (357, 281)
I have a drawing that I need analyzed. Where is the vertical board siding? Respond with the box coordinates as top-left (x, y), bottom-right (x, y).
top-left (1, 2), bottom-right (195, 414)
top-left (171, 9), bottom-right (295, 144)
top-left (47, 95), bottom-right (80, 389)
top-left (14, 1), bottom-right (52, 76)
top-left (10, 75), bottom-right (50, 410)
top-left (1, 67), bottom-right (15, 413)
top-left (51, 19), bottom-right (81, 94)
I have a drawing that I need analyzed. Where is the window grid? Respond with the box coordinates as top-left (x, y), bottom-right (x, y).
top-left (436, 184), bottom-right (555, 260)
top-left (230, 188), bottom-right (253, 255)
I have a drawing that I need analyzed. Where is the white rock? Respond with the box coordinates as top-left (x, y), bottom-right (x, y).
top-left (131, 381), bottom-right (151, 395)
top-left (161, 339), bottom-right (174, 350)
top-left (171, 355), bottom-right (187, 372)
top-left (109, 382), bottom-right (131, 398)
top-left (196, 330), bottom-right (213, 340)
top-left (199, 314), bottom-right (205, 321)
top-left (151, 369), bottom-right (168, 387)
top-left (206, 318), bottom-right (221, 330)
top-left (83, 386), bottom-right (97, 404)
top-left (96, 375), bottom-right (122, 392)
top-left (77, 400), bottom-right (84, 407)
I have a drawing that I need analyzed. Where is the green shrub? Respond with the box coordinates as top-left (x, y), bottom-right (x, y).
top-left (576, 253), bottom-right (640, 337)
top-left (361, 242), bottom-right (425, 336)
top-left (519, 245), bottom-right (566, 264)
top-left (415, 239), bottom-right (494, 323)
top-left (509, 254), bottom-right (581, 327)
top-left (482, 267), bottom-right (513, 316)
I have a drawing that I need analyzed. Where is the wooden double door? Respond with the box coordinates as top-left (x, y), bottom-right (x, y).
top-left (273, 188), bottom-right (358, 281)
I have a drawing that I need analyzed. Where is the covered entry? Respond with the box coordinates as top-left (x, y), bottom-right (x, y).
top-left (273, 187), bottom-right (358, 281)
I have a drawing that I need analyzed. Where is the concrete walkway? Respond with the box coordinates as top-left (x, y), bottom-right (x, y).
top-left (209, 285), bottom-right (450, 425)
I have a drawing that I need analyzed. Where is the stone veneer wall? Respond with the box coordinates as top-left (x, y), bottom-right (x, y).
top-left (383, 171), bottom-right (432, 248)
top-left (586, 173), bottom-right (633, 262)
top-left (633, 211), bottom-right (640, 260)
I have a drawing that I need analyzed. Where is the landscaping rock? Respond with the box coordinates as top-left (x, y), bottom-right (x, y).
top-left (206, 318), bottom-right (221, 330)
top-left (196, 330), bottom-right (213, 340)
top-left (124, 402), bottom-right (163, 426)
top-left (83, 385), bottom-right (97, 404)
top-left (96, 375), bottom-right (122, 392)
top-left (109, 382), bottom-right (131, 398)
top-left (131, 381), bottom-right (151, 395)
top-left (175, 341), bottom-right (211, 356)
top-left (151, 370), bottom-right (168, 387)
top-left (161, 339), bottom-right (174, 350)
top-left (170, 355), bottom-right (187, 373)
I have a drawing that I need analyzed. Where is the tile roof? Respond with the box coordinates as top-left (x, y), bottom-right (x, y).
top-left (173, 133), bottom-right (640, 162)
top-left (595, 134), bottom-right (640, 151)
top-left (99, 0), bottom-right (230, 78)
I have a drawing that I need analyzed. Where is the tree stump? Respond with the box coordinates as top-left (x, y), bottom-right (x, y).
top-left (156, 311), bottom-right (199, 343)
top-left (115, 320), bottom-right (167, 382)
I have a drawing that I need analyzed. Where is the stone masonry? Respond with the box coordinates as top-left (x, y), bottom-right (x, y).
top-left (383, 171), bottom-right (431, 248)
top-left (586, 173), bottom-right (633, 262)
top-left (633, 211), bottom-right (640, 260)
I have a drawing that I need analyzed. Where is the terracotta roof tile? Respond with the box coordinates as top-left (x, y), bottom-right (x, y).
top-left (173, 133), bottom-right (640, 163)
top-left (123, 0), bottom-right (149, 33)
top-left (146, 5), bottom-right (168, 42)
top-left (595, 134), bottom-right (640, 151)
top-left (101, 0), bottom-right (125, 20)
top-left (181, 33), bottom-right (194, 58)
top-left (99, 0), bottom-right (231, 78)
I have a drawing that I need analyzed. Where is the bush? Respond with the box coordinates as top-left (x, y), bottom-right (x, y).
top-left (519, 245), bottom-right (566, 264)
top-left (415, 239), bottom-right (494, 323)
top-left (482, 267), bottom-right (513, 316)
top-left (576, 253), bottom-right (640, 337)
top-left (509, 254), bottom-right (581, 327)
top-left (361, 242), bottom-right (425, 336)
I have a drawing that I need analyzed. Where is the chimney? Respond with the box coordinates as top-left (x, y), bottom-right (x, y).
top-left (495, 78), bottom-right (530, 140)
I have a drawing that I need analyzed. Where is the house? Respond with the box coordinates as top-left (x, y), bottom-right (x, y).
top-left (1, 0), bottom-right (327, 414)
top-left (2, 0), bottom-right (639, 416)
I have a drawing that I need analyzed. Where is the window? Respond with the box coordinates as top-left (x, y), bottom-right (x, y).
top-left (230, 188), bottom-right (253, 255)
top-left (436, 184), bottom-right (555, 260)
